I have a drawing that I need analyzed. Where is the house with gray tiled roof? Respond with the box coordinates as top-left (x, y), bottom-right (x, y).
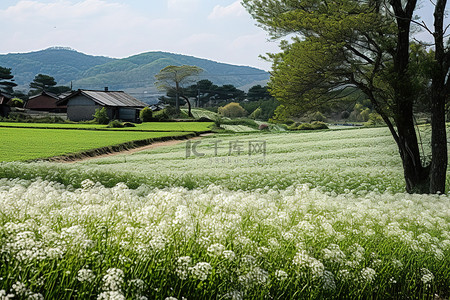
top-left (58, 88), bottom-right (147, 122)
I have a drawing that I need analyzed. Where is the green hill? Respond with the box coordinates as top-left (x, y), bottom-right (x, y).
top-left (0, 48), bottom-right (269, 102)
top-left (0, 47), bottom-right (114, 88)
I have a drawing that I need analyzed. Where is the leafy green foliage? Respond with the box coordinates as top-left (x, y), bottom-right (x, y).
top-left (93, 107), bottom-right (109, 125)
top-left (249, 107), bottom-right (262, 119)
top-left (107, 120), bottom-right (125, 128)
top-left (0, 66), bottom-right (17, 94)
top-left (218, 102), bottom-right (247, 117)
top-left (29, 74), bottom-right (57, 95)
top-left (139, 107), bottom-right (153, 122)
top-left (9, 98), bottom-right (23, 108)
top-left (247, 84), bottom-right (271, 101)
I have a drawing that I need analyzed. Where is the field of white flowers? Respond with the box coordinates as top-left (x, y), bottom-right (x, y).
top-left (0, 127), bottom-right (449, 299)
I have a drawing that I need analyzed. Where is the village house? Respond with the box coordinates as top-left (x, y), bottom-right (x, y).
top-left (25, 91), bottom-right (67, 113)
top-left (57, 88), bottom-right (147, 122)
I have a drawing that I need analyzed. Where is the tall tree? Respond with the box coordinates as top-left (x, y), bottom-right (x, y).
top-left (247, 85), bottom-right (272, 101)
top-left (0, 67), bottom-right (17, 95)
top-left (155, 65), bottom-right (203, 117)
top-left (29, 74), bottom-right (57, 95)
top-left (243, 0), bottom-right (449, 193)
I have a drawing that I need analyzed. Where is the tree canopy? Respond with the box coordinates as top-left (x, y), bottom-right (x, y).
top-left (0, 66), bottom-right (17, 95)
top-left (243, 0), bottom-right (449, 194)
top-left (155, 65), bottom-right (203, 116)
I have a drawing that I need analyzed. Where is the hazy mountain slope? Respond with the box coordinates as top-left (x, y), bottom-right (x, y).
top-left (0, 47), bottom-right (114, 87)
top-left (74, 51), bottom-right (269, 91)
top-left (0, 48), bottom-right (269, 103)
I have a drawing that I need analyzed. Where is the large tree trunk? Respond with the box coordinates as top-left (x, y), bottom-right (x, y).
top-left (181, 95), bottom-right (194, 118)
top-left (395, 117), bottom-right (431, 193)
top-left (429, 0), bottom-right (448, 193)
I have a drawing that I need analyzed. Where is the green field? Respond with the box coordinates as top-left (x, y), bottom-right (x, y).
top-left (0, 127), bottom-right (192, 162)
top-left (0, 127), bottom-right (449, 299)
top-left (0, 121), bottom-right (213, 132)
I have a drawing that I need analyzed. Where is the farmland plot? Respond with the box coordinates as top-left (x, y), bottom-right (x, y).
top-left (0, 127), bottom-right (449, 299)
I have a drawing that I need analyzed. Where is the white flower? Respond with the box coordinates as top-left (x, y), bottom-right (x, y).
top-left (323, 271), bottom-right (336, 291)
top-left (77, 268), bottom-right (95, 283)
top-left (223, 290), bottom-right (243, 300)
top-left (0, 290), bottom-right (15, 300)
top-left (97, 291), bottom-right (125, 300)
top-left (27, 293), bottom-right (44, 300)
top-left (12, 281), bottom-right (29, 297)
top-left (189, 262), bottom-right (212, 281)
top-left (421, 268), bottom-right (434, 288)
top-left (360, 267), bottom-right (376, 284)
top-left (275, 270), bottom-right (288, 281)
top-left (223, 250), bottom-right (236, 261)
top-left (176, 256), bottom-right (192, 280)
top-left (102, 268), bottom-right (124, 292)
top-left (292, 250), bottom-right (324, 279)
top-left (207, 243), bottom-right (225, 257)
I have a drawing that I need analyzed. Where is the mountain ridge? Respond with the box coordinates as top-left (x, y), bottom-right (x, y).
top-left (0, 48), bottom-right (269, 103)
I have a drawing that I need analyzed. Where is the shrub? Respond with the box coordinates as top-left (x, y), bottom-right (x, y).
top-left (311, 121), bottom-right (329, 130)
top-left (123, 122), bottom-right (136, 127)
top-left (364, 113), bottom-right (384, 126)
top-left (107, 120), bottom-right (124, 128)
top-left (139, 107), bottom-right (153, 122)
top-left (93, 107), bottom-right (109, 124)
top-left (341, 110), bottom-right (350, 119)
top-left (297, 123), bottom-right (313, 130)
top-left (164, 106), bottom-right (179, 117)
top-left (218, 102), bottom-right (247, 118)
top-left (284, 119), bottom-right (295, 126)
top-left (10, 98), bottom-right (24, 108)
top-left (287, 121), bottom-right (328, 131)
top-left (153, 110), bottom-right (170, 121)
top-left (311, 111), bottom-right (327, 122)
top-left (250, 107), bottom-right (262, 120)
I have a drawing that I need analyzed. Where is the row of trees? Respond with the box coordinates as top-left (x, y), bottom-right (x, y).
top-left (243, 0), bottom-right (449, 194)
top-left (154, 65), bottom-right (273, 118)
top-left (0, 67), bottom-right (71, 101)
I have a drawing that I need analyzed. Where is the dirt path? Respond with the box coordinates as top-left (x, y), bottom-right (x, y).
top-left (62, 134), bottom-right (212, 163)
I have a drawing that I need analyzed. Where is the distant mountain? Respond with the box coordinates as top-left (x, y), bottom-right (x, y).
top-left (0, 48), bottom-right (269, 103)
top-left (0, 47), bottom-right (114, 88)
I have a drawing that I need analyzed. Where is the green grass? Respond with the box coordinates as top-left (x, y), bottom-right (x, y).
top-left (0, 127), bottom-right (192, 162)
top-left (0, 121), bottom-right (213, 132)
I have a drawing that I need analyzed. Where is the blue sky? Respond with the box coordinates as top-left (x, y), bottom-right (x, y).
top-left (0, 0), bottom-right (281, 70)
top-left (0, 1), bottom-right (446, 71)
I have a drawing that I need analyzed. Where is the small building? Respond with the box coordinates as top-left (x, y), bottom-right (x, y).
top-left (25, 91), bottom-right (67, 113)
top-left (0, 92), bottom-right (11, 117)
top-left (58, 89), bottom-right (147, 122)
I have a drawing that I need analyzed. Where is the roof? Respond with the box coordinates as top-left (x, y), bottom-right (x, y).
top-left (58, 89), bottom-right (147, 108)
top-left (28, 91), bottom-right (59, 100)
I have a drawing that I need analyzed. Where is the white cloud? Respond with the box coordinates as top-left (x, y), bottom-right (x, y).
top-left (0, 0), bottom-right (275, 71)
top-left (208, 1), bottom-right (246, 20)
top-left (167, 0), bottom-right (200, 12)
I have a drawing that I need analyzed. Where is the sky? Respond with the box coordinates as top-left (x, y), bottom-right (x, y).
top-left (0, 1), bottom-right (445, 72)
top-left (0, 0), bottom-right (281, 71)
